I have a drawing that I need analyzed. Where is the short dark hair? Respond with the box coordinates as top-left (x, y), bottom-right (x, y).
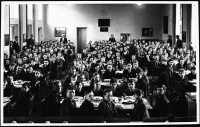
top-left (134, 89), bottom-right (143, 96)
top-left (103, 88), bottom-right (112, 96)
top-left (67, 85), bottom-right (75, 92)
top-left (191, 66), bottom-right (196, 70)
top-left (52, 80), bottom-right (61, 88)
top-left (84, 90), bottom-right (93, 96)
top-left (128, 79), bottom-right (134, 84)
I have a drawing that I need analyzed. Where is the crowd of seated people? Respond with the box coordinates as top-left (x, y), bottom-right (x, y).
top-left (3, 34), bottom-right (197, 121)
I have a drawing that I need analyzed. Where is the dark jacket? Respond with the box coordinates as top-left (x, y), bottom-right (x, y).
top-left (123, 69), bottom-right (136, 79)
top-left (60, 37), bottom-right (67, 44)
top-left (153, 95), bottom-right (169, 117)
top-left (42, 90), bottom-right (60, 116)
top-left (98, 99), bottom-right (118, 117)
top-left (124, 88), bottom-right (136, 96)
top-left (131, 99), bottom-right (150, 121)
top-left (27, 38), bottom-right (34, 48)
top-left (79, 99), bottom-right (96, 117)
top-left (103, 70), bottom-right (116, 80)
top-left (60, 98), bottom-right (77, 116)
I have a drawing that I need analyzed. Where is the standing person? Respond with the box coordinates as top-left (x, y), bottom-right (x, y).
top-left (109, 34), bottom-right (116, 42)
top-left (27, 34), bottom-right (34, 49)
top-left (60, 34), bottom-right (67, 44)
top-left (130, 89), bottom-right (150, 121)
top-left (98, 88), bottom-right (118, 117)
top-left (79, 90), bottom-right (96, 117)
top-left (13, 36), bottom-right (20, 53)
top-left (167, 35), bottom-right (172, 47)
top-left (175, 35), bottom-right (182, 49)
top-left (60, 86), bottom-right (77, 116)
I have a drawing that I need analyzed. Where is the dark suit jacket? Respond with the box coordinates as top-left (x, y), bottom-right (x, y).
top-left (42, 90), bottom-right (60, 116)
top-left (124, 88), bottom-right (136, 96)
top-left (60, 37), bottom-right (67, 44)
top-left (13, 41), bottom-right (20, 52)
top-left (27, 38), bottom-right (34, 48)
top-left (60, 98), bottom-right (77, 116)
top-left (98, 99), bottom-right (118, 117)
top-left (93, 88), bottom-right (104, 97)
top-left (131, 99), bottom-right (150, 121)
top-left (153, 95), bottom-right (169, 117)
top-left (79, 99), bottom-right (96, 117)
top-left (109, 38), bottom-right (116, 42)
top-left (103, 70), bottom-right (116, 80)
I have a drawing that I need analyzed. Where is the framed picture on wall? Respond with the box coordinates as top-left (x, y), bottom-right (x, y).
top-left (142, 28), bottom-right (153, 37)
top-left (120, 33), bottom-right (131, 42)
top-left (54, 27), bottom-right (66, 37)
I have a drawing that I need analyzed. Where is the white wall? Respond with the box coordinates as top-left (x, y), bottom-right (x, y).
top-left (162, 4), bottom-right (175, 45)
top-left (43, 4), bottom-right (167, 52)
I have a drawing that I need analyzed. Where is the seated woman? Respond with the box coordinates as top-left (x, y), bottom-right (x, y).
top-left (75, 81), bottom-right (85, 97)
top-left (79, 90), bottom-right (96, 117)
top-left (60, 86), bottom-right (77, 116)
top-left (63, 67), bottom-right (78, 89)
top-left (130, 89), bottom-right (150, 121)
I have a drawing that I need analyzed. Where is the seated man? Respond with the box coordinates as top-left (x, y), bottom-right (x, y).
top-left (136, 71), bottom-right (148, 98)
top-left (103, 64), bottom-right (116, 80)
top-left (75, 81), bottom-right (85, 97)
top-left (92, 80), bottom-right (104, 97)
top-left (153, 85), bottom-right (169, 117)
top-left (98, 88), bottom-right (118, 117)
top-left (124, 79), bottom-right (136, 96)
top-left (42, 80), bottom-right (62, 116)
top-left (187, 66), bottom-right (196, 92)
top-left (79, 90), bottom-right (96, 117)
top-left (122, 63), bottom-right (135, 80)
top-left (110, 78), bottom-right (123, 97)
top-left (60, 86), bottom-right (77, 116)
top-left (14, 82), bottom-right (33, 116)
top-left (130, 89), bottom-right (150, 121)
top-left (187, 66), bottom-right (196, 80)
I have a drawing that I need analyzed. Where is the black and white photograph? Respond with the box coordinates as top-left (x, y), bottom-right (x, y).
top-left (1, 1), bottom-right (199, 126)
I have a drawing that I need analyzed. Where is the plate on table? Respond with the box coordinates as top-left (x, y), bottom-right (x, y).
top-left (93, 96), bottom-right (103, 101)
top-left (122, 99), bottom-right (135, 104)
top-left (104, 79), bottom-right (111, 82)
top-left (125, 96), bottom-right (135, 100)
top-left (115, 103), bottom-right (124, 108)
top-left (116, 71), bottom-right (123, 74)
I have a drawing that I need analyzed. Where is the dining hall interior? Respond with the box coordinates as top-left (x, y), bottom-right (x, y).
top-left (1, 1), bottom-right (199, 125)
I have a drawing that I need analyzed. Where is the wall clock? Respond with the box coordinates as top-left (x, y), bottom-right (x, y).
top-left (100, 9), bottom-right (108, 16)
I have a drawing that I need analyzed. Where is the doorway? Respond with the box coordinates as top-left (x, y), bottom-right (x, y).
top-left (77, 27), bottom-right (87, 53)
